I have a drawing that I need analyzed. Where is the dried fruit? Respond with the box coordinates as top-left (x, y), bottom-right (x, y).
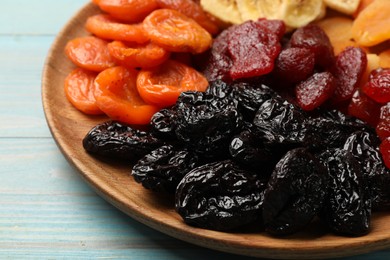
top-left (175, 160), bottom-right (266, 231)
top-left (83, 121), bottom-right (164, 161)
top-left (362, 68), bottom-right (390, 104)
top-left (263, 148), bottom-right (327, 236)
top-left (132, 145), bottom-right (198, 193)
top-left (380, 138), bottom-right (390, 169)
top-left (377, 103), bottom-right (390, 140)
top-left (348, 90), bottom-right (381, 127)
top-left (319, 148), bottom-right (371, 236)
top-left (295, 71), bottom-right (336, 111)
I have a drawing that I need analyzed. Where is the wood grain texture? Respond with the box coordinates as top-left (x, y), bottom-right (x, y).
top-left (41, 2), bottom-right (390, 259)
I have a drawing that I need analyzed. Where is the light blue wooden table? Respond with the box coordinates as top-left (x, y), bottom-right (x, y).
top-left (1, 0), bottom-right (390, 259)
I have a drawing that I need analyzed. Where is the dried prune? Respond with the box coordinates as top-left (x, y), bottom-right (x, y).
top-left (83, 121), bottom-right (164, 161)
top-left (348, 90), bottom-right (381, 127)
top-left (229, 127), bottom-right (276, 174)
top-left (343, 131), bottom-right (390, 210)
top-left (289, 24), bottom-right (334, 69)
top-left (205, 79), bottom-right (234, 99)
top-left (175, 91), bottom-right (242, 159)
top-left (262, 148), bottom-right (327, 236)
top-left (319, 148), bottom-right (371, 236)
top-left (274, 47), bottom-right (315, 83)
top-left (253, 97), bottom-right (307, 146)
top-left (228, 20), bottom-right (281, 79)
top-left (175, 160), bottom-right (266, 231)
top-left (377, 103), bottom-right (390, 140)
top-left (304, 110), bottom-right (369, 150)
top-left (132, 145), bottom-right (198, 193)
top-left (331, 47), bottom-right (367, 104)
top-left (362, 68), bottom-right (390, 103)
top-left (150, 108), bottom-right (177, 140)
top-left (295, 71), bottom-right (336, 111)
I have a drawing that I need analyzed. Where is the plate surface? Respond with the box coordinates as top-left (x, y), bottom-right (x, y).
top-left (42, 3), bottom-right (390, 259)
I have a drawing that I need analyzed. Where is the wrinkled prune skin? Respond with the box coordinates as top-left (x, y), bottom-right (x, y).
top-left (175, 160), bottom-right (266, 231)
top-left (318, 148), bottom-right (371, 236)
top-left (262, 148), bottom-right (327, 236)
top-left (83, 121), bottom-right (164, 161)
top-left (205, 80), bottom-right (234, 99)
top-left (253, 97), bottom-right (307, 147)
top-left (229, 128), bottom-right (275, 175)
top-left (304, 110), bottom-right (370, 150)
top-left (343, 131), bottom-right (390, 211)
top-left (132, 145), bottom-right (198, 193)
top-left (175, 91), bottom-right (242, 159)
top-left (150, 108), bottom-right (177, 140)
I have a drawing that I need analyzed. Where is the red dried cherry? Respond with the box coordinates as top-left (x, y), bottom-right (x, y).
top-left (228, 20), bottom-right (281, 79)
top-left (274, 47), bottom-right (315, 83)
top-left (377, 103), bottom-right (390, 140)
top-left (295, 71), bottom-right (336, 111)
top-left (348, 90), bottom-right (381, 127)
top-left (362, 68), bottom-right (390, 104)
top-left (289, 24), bottom-right (334, 69)
top-left (379, 137), bottom-right (390, 169)
top-left (331, 47), bottom-right (367, 104)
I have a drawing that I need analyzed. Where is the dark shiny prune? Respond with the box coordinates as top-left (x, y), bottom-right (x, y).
top-left (231, 81), bottom-right (276, 121)
top-left (175, 91), bottom-right (242, 159)
top-left (319, 148), bottom-right (371, 236)
top-left (262, 148), bottom-right (327, 236)
top-left (132, 145), bottom-right (198, 193)
top-left (343, 131), bottom-right (390, 211)
top-left (150, 108), bottom-right (177, 140)
top-left (253, 97), bottom-right (307, 146)
top-left (304, 110), bottom-right (370, 150)
top-left (229, 127), bottom-right (275, 174)
top-left (83, 121), bottom-right (164, 161)
top-left (205, 80), bottom-right (234, 99)
top-left (175, 160), bottom-right (266, 231)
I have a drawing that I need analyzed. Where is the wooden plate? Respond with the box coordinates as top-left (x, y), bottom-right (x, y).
top-left (42, 3), bottom-right (390, 259)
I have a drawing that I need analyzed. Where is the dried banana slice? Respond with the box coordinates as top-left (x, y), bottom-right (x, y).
top-left (200, 0), bottom-right (243, 24)
top-left (280, 0), bottom-right (325, 28)
top-left (324, 0), bottom-right (360, 15)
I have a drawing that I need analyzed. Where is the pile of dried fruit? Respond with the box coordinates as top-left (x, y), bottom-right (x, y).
top-left (64, 0), bottom-right (390, 236)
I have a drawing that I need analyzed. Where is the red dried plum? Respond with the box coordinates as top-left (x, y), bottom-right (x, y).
top-left (289, 24), bottom-right (334, 69)
top-left (175, 160), bottom-right (266, 231)
top-left (263, 148), bottom-right (327, 236)
top-left (132, 145), bottom-right (198, 193)
top-left (83, 121), bottom-right (164, 161)
top-left (362, 68), bottom-right (390, 103)
top-left (348, 90), bottom-right (381, 127)
top-left (274, 47), bottom-right (315, 83)
top-left (380, 138), bottom-right (390, 169)
top-left (295, 71), bottom-right (336, 111)
top-left (319, 148), bottom-right (371, 236)
top-left (377, 103), bottom-right (390, 140)
top-left (228, 20), bottom-right (281, 79)
top-left (331, 47), bottom-right (367, 104)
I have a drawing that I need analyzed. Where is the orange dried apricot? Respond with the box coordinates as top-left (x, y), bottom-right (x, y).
top-left (143, 9), bottom-right (212, 54)
top-left (65, 36), bottom-right (116, 72)
top-left (85, 14), bottom-right (149, 44)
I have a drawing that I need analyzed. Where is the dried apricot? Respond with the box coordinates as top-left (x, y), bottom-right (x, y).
top-left (137, 60), bottom-right (208, 107)
top-left (352, 0), bottom-right (390, 46)
top-left (64, 68), bottom-right (103, 115)
top-left (96, 0), bottom-right (159, 23)
top-left (85, 14), bottom-right (149, 44)
top-left (65, 36), bottom-right (116, 72)
top-left (107, 41), bottom-right (170, 69)
top-left (156, 0), bottom-right (219, 35)
top-left (143, 9), bottom-right (212, 54)
top-left (94, 66), bottom-right (160, 125)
